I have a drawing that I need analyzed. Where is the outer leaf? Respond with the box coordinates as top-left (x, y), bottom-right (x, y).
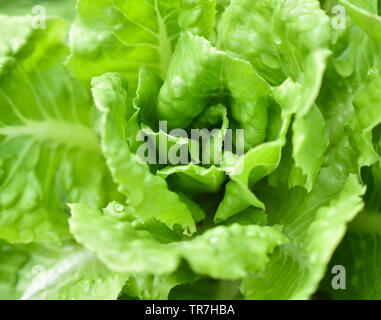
top-left (216, 0), bottom-right (331, 190)
top-left (68, 0), bottom-right (181, 88)
top-left (69, 203), bottom-right (182, 274)
top-left (181, 224), bottom-right (286, 280)
top-left (319, 163), bottom-right (381, 299)
top-left (217, 0), bottom-right (330, 116)
top-left (169, 278), bottom-right (242, 300)
top-left (320, 232), bottom-right (381, 299)
top-left (241, 169), bottom-right (365, 299)
top-left (0, 241), bottom-right (126, 300)
top-left (317, 1), bottom-right (380, 177)
top-left (0, 18), bottom-right (114, 243)
top-left (69, 203), bottom-right (286, 280)
top-left (123, 264), bottom-right (197, 300)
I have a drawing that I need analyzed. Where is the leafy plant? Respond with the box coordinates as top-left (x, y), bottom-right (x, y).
top-left (0, 0), bottom-right (380, 300)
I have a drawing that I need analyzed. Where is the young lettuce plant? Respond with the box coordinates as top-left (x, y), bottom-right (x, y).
top-left (0, 0), bottom-right (380, 300)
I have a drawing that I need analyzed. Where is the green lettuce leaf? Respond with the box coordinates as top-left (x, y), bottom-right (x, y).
top-left (157, 164), bottom-right (226, 195)
top-left (0, 15), bottom-right (34, 74)
top-left (179, 0), bottom-right (216, 39)
top-left (69, 202), bottom-right (286, 280)
top-left (217, 0), bottom-right (330, 115)
top-left (0, 240), bottom-right (28, 299)
top-left (91, 72), bottom-right (196, 233)
top-left (0, 17), bottom-right (116, 243)
top-left (0, 240), bottom-right (126, 300)
top-left (123, 264), bottom-right (197, 300)
top-left (222, 207), bottom-right (267, 227)
top-left (132, 65), bottom-right (163, 127)
top-left (217, 0), bottom-right (331, 190)
top-left (68, 0), bottom-right (181, 88)
top-left (215, 140), bottom-right (284, 222)
top-left (169, 278), bottom-right (242, 300)
top-left (320, 231), bottom-right (381, 299)
top-left (157, 31), bottom-right (271, 149)
top-left (340, 0), bottom-right (381, 43)
top-left (351, 64), bottom-right (381, 167)
top-left (240, 169), bottom-right (365, 299)
top-left (193, 103), bottom-right (229, 133)
top-left (2, 0), bottom-right (380, 301)
top-left (177, 192), bottom-right (206, 223)
top-left (290, 104), bottom-right (328, 190)
top-left (317, 1), bottom-right (381, 177)
top-left (319, 163), bottom-right (381, 299)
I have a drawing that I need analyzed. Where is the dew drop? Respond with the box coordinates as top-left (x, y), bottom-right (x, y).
top-left (260, 53), bottom-right (280, 69)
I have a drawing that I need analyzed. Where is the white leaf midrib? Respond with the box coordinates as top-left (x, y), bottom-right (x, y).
top-left (0, 119), bottom-right (101, 153)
